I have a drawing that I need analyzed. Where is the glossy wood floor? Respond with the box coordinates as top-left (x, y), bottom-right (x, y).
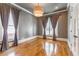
top-left (0, 38), bottom-right (72, 56)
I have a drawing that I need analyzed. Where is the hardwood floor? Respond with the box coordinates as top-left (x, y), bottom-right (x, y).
top-left (0, 38), bottom-right (72, 56)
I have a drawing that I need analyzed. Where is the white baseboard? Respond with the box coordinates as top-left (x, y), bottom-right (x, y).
top-left (67, 40), bottom-right (75, 56)
top-left (67, 40), bottom-right (71, 50)
top-left (18, 35), bottom-right (67, 44)
top-left (37, 36), bottom-right (67, 42)
top-left (18, 36), bottom-right (38, 44)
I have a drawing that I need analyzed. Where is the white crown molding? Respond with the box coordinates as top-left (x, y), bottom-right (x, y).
top-left (10, 3), bottom-right (34, 16)
top-left (44, 9), bottom-right (67, 16)
top-left (10, 3), bottom-right (67, 17)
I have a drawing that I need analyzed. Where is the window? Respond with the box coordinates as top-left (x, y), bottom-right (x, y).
top-left (45, 17), bottom-right (58, 37)
top-left (46, 17), bottom-right (53, 36)
top-left (7, 10), bottom-right (15, 41)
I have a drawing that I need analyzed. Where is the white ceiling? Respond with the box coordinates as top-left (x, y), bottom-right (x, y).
top-left (16, 3), bottom-right (67, 14)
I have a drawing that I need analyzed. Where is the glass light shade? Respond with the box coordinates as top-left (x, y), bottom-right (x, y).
top-left (34, 4), bottom-right (43, 17)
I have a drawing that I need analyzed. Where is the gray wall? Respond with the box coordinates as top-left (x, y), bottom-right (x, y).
top-left (0, 10), bottom-right (68, 41)
top-left (0, 11), bottom-right (37, 41)
top-left (58, 12), bottom-right (68, 38)
top-left (36, 12), bottom-right (68, 38)
top-left (36, 18), bottom-right (43, 35)
top-left (18, 11), bottom-right (37, 40)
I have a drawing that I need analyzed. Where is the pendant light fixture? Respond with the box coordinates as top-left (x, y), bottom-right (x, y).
top-left (33, 3), bottom-right (43, 17)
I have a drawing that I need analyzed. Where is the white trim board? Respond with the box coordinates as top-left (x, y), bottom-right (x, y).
top-left (18, 36), bottom-right (67, 44)
top-left (37, 36), bottom-right (67, 42)
top-left (10, 3), bottom-right (33, 15)
top-left (67, 40), bottom-right (74, 56)
top-left (18, 36), bottom-right (38, 44)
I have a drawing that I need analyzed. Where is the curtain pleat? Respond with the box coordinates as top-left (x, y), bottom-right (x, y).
top-left (11, 8), bottom-right (20, 46)
top-left (0, 4), bottom-right (10, 51)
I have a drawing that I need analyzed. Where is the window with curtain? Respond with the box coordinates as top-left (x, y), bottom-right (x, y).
top-left (7, 10), bottom-right (15, 41)
top-left (45, 17), bottom-right (58, 37)
top-left (46, 17), bottom-right (53, 37)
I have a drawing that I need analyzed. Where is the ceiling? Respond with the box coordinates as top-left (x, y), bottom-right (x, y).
top-left (16, 3), bottom-right (67, 14)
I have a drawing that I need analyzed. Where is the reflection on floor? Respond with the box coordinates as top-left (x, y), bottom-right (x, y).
top-left (0, 38), bottom-right (72, 56)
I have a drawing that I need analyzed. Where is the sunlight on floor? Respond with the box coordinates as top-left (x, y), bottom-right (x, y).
top-left (42, 41), bottom-right (57, 56)
top-left (8, 52), bottom-right (15, 56)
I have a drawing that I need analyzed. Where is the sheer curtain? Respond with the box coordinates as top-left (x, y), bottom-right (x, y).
top-left (11, 8), bottom-right (20, 46)
top-left (0, 4), bottom-right (10, 51)
top-left (41, 16), bottom-right (48, 39)
top-left (50, 14), bottom-right (60, 40)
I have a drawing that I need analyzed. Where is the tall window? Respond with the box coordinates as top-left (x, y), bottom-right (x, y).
top-left (8, 10), bottom-right (15, 41)
top-left (46, 17), bottom-right (58, 37)
top-left (46, 17), bottom-right (53, 37)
